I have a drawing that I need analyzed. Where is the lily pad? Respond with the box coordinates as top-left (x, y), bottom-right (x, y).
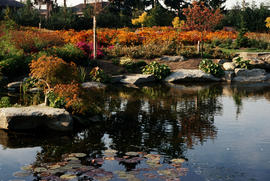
top-left (143, 173), bottom-right (157, 178)
top-left (104, 156), bottom-right (115, 161)
top-left (171, 158), bottom-right (185, 164)
top-left (69, 153), bottom-right (87, 158)
top-left (60, 174), bottom-right (77, 180)
top-left (104, 149), bottom-right (117, 155)
top-left (13, 171), bottom-right (31, 177)
top-left (144, 154), bottom-right (161, 160)
top-left (20, 165), bottom-right (32, 171)
top-left (39, 172), bottom-right (51, 177)
top-left (34, 167), bottom-right (48, 173)
top-left (48, 164), bottom-right (61, 170)
top-left (125, 152), bottom-right (139, 156)
top-left (93, 176), bottom-right (112, 181)
top-left (65, 157), bottom-right (79, 161)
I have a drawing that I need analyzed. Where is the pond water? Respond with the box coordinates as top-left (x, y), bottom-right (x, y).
top-left (0, 83), bottom-right (270, 181)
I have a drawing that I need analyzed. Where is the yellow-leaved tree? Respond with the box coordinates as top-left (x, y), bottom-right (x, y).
top-left (172, 17), bottom-right (185, 29)
top-left (132, 12), bottom-right (148, 27)
top-left (265, 17), bottom-right (270, 29)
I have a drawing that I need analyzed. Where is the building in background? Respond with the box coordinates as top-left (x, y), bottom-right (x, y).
top-left (0, 0), bottom-right (24, 9)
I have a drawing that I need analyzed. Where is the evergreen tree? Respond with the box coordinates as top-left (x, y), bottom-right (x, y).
top-left (200, 0), bottom-right (226, 10)
top-left (163, 0), bottom-right (189, 15)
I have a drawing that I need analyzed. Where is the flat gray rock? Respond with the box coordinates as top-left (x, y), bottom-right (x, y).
top-left (233, 68), bottom-right (268, 82)
top-left (159, 55), bottom-right (186, 62)
top-left (0, 106), bottom-right (73, 131)
top-left (222, 71), bottom-right (235, 82)
top-left (216, 59), bottom-right (231, 65)
top-left (165, 69), bottom-right (220, 83)
top-left (112, 74), bottom-right (156, 85)
top-left (82, 82), bottom-right (106, 89)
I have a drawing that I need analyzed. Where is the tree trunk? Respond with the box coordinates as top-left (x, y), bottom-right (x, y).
top-left (46, 1), bottom-right (50, 19)
top-left (197, 41), bottom-right (200, 54)
top-left (201, 31), bottom-right (204, 58)
top-left (64, 0), bottom-right (67, 23)
top-left (84, 0), bottom-right (87, 8)
top-left (93, 0), bottom-right (97, 60)
top-left (93, 15), bottom-right (97, 60)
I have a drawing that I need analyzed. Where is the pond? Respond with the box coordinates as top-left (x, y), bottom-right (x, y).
top-left (0, 83), bottom-right (270, 181)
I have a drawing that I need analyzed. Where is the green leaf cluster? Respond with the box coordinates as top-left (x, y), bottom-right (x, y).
top-left (199, 59), bottom-right (224, 78)
top-left (142, 61), bottom-right (171, 80)
top-left (233, 57), bottom-right (251, 69)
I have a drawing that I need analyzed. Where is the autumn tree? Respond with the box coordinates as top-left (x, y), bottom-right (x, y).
top-left (183, 1), bottom-right (223, 56)
top-left (266, 17), bottom-right (270, 30)
top-left (132, 12), bottom-right (148, 27)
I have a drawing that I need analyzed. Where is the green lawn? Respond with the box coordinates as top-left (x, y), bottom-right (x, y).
top-left (221, 48), bottom-right (270, 54)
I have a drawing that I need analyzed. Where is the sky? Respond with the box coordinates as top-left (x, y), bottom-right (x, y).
top-left (18, 0), bottom-right (270, 9)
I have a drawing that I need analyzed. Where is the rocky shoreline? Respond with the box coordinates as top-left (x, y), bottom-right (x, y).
top-left (2, 52), bottom-right (270, 132)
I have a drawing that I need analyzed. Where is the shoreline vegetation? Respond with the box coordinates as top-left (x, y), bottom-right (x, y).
top-left (1, 1), bottom-right (270, 131)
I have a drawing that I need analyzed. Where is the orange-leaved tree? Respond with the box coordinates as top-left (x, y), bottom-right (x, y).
top-left (30, 56), bottom-right (79, 87)
top-left (183, 1), bottom-right (223, 56)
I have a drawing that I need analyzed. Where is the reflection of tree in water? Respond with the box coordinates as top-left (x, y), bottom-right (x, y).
top-left (29, 84), bottom-right (223, 168)
top-left (228, 83), bottom-right (270, 117)
top-left (35, 125), bottom-right (106, 164)
top-left (104, 84), bottom-right (222, 159)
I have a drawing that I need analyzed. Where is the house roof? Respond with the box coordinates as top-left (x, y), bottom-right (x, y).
top-left (72, 2), bottom-right (109, 12)
top-left (0, 0), bottom-right (24, 8)
top-left (72, 3), bottom-right (85, 12)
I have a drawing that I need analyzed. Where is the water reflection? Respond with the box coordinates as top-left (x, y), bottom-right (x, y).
top-left (1, 83), bottom-right (270, 180)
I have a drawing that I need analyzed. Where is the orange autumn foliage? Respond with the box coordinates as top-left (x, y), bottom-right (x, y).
top-left (30, 56), bottom-right (79, 86)
top-left (53, 83), bottom-right (86, 114)
top-left (60, 27), bottom-right (237, 46)
top-left (10, 30), bottom-right (64, 53)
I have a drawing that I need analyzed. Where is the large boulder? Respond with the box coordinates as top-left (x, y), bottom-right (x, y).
top-left (235, 52), bottom-right (270, 70)
top-left (0, 106), bottom-right (73, 131)
top-left (223, 62), bottom-right (236, 71)
top-left (165, 69), bottom-right (220, 83)
top-left (215, 59), bottom-right (231, 65)
top-left (159, 55), bottom-right (186, 62)
top-left (237, 52), bottom-right (270, 61)
top-left (233, 68), bottom-right (269, 82)
top-left (112, 74), bottom-right (156, 85)
top-left (82, 82), bottom-right (106, 89)
top-left (222, 71), bottom-right (235, 82)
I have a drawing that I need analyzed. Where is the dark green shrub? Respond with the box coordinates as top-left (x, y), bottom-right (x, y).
top-left (233, 57), bottom-right (252, 69)
top-left (236, 29), bottom-right (250, 48)
top-left (21, 77), bottom-right (39, 94)
top-left (219, 39), bottom-right (233, 49)
top-left (0, 97), bottom-right (12, 108)
top-left (177, 46), bottom-right (200, 58)
top-left (49, 44), bottom-right (89, 66)
top-left (211, 39), bottom-right (221, 48)
top-left (199, 59), bottom-right (224, 78)
top-left (142, 61), bottom-right (171, 80)
top-left (0, 56), bottom-right (31, 78)
top-left (89, 67), bottom-right (111, 83)
top-left (47, 91), bottom-right (66, 109)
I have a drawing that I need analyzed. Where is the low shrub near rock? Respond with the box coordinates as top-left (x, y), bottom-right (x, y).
top-left (142, 61), bottom-right (171, 80)
top-left (233, 57), bottom-right (252, 69)
top-left (0, 97), bottom-right (12, 108)
top-left (199, 59), bottom-right (224, 78)
top-left (89, 67), bottom-right (111, 83)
